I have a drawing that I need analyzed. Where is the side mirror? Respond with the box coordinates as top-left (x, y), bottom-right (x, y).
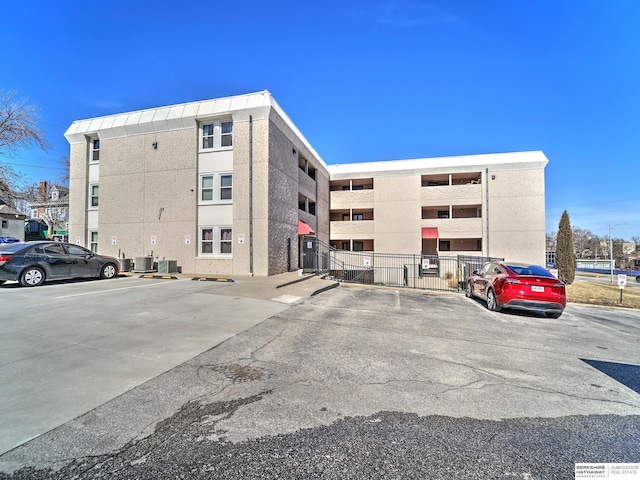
top-left (472, 270), bottom-right (479, 275)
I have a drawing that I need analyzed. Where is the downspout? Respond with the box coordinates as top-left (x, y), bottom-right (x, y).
top-left (249, 115), bottom-right (254, 276)
top-left (485, 167), bottom-right (490, 258)
top-left (315, 169), bottom-right (319, 236)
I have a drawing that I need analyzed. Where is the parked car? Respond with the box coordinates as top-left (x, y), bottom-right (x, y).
top-left (0, 241), bottom-right (120, 287)
top-left (466, 261), bottom-right (566, 318)
top-left (0, 236), bottom-right (21, 244)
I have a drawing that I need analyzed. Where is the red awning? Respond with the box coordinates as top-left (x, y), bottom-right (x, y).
top-left (298, 220), bottom-right (315, 235)
top-left (421, 227), bottom-right (439, 239)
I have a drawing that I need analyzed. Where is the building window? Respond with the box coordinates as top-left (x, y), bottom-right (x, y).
top-left (201, 228), bottom-right (214, 254)
top-left (90, 139), bottom-right (100, 162)
top-left (220, 228), bottom-right (232, 254)
top-left (353, 242), bottom-right (364, 252)
top-left (201, 176), bottom-right (214, 201)
top-left (201, 120), bottom-right (233, 150)
top-left (220, 174), bottom-right (233, 200)
top-left (1, 220), bottom-right (7, 229)
top-left (200, 173), bottom-right (233, 203)
top-left (352, 213), bottom-right (364, 221)
top-left (89, 231), bottom-right (98, 252)
top-left (221, 122), bottom-right (233, 147)
top-left (202, 124), bottom-right (215, 149)
top-left (438, 210), bottom-right (449, 219)
top-left (439, 240), bottom-right (450, 251)
top-left (89, 184), bottom-right (99, 208)
top-left (341, 241), bottom-right (349, 250)
top-left (199, 226), bottom-right (232, 255)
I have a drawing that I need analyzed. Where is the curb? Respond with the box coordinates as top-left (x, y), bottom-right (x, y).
top-left (310, 281), bottom-right (340, 296)
top-left (276, 273), bottom-right (316, 289)
top-left (191, 277), bottom-right (234, 282)
top-left (139, 275), bottom-right (178, 280)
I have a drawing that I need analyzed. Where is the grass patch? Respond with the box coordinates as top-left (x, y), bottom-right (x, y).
top-left (567, 280), bottom-right (640, 309)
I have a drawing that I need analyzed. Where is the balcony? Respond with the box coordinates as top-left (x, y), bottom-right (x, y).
top-left (421, 217), bottom-right (483, 237)
top-left (421, 184), bottom-right (482, 205)
top-left (330, 189), bottom-right (374, 208)
top-left (330, 219), bottom-right (375, 236)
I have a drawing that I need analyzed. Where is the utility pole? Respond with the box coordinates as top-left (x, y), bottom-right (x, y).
top-left (609, 223), bottom-right (627, 283)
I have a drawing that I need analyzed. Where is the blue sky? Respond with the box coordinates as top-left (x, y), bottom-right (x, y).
top-left (1, 0), bottom-right (639, 241)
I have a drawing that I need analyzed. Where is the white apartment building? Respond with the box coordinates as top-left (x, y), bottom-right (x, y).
top-left (65, 91), bottom-right (548, 276)
top-left (328, 151), bottom-right (548, 265)
top-left (65, 91), bottom-right (329, 276)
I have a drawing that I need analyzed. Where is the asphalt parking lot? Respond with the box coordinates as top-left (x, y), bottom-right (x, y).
top-left (1, 277), bottom-right (639, 479)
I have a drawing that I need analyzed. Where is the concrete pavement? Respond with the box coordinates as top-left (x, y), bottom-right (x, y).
top-left (0, 271), bottom-right (336, 457)
top-left (1, 282), bottom-right (639, 478)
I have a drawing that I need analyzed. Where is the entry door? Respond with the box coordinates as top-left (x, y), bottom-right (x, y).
top-left (301, 237), bottom-right (317, 272)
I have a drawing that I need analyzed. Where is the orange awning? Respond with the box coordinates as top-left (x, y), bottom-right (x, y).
top-left (421, 227), bottom-right (439, 239)
top-left (298, 220), bottom-right (315, 235)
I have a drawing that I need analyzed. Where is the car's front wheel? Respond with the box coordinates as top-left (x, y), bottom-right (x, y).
top-left (20, 267), bottom-right (45, 287)
top-left (486, 289), bottom-right (502, 312)
top-left (100, 263), bottom-right (117, 279)
top-left (465, 281), bottom-right (473, 298)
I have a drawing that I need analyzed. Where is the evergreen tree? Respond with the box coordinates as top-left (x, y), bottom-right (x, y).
top-left (556, 210), bottom-right (576, 284)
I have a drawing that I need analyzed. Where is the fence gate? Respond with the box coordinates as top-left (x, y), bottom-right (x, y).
top-left (307, 240), bottom-right (501, 293)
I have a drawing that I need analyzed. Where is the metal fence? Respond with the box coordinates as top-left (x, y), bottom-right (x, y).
top-left (308, 239), bottom-right (501, 293)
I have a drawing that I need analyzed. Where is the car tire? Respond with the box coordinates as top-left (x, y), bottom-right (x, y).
top-left (20, 267), bottom-right (45, 287)
top-left (486, 289), bottom-right (502, 312)
top-left (465, 281), bottom-right (473, 298)
top-left (547, 312), bottom-right (562, 319)
top-left (100, 263), bottom-right (117, 279)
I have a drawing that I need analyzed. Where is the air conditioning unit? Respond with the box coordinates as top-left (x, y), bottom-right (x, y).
top-left (119, 258), bottom-right (132, 272)
top-left (134, 256), bottom-right (154, 272)
top-left (158, 260), bottom-right (178, 274)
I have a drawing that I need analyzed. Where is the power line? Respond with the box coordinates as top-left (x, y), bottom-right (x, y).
top-left (0, 161), bottom-right (67, 170)
top-left (547, 197), bottom-right (640, 211)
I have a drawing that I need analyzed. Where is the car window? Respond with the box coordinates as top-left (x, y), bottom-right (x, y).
top-left (66, 245), bottom-right (91, 256)
top-left (43, 244), bottom-right (66, 255)
top-left (481, 263), bottom-right (492, 275)
top-left (506, 264), bottom-right (553, 277)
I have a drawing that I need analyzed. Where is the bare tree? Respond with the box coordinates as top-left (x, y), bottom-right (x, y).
top-left (57, 154), bottom-right (70, 186)
top-left (0, 89), bottom-right (49, 155)
top-left (572, 227), bottom-right (593, 258)
top-left (0, 90), bottom-right (49, 207)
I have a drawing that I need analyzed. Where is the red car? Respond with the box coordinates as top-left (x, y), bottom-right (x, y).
top-left (466, 262), bottom-right (566, 318)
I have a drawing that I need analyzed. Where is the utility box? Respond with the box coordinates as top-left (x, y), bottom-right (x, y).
top-left (158, 260), bottom-right (178, 274)
top-left (134, 256), bottom-right (154, 272)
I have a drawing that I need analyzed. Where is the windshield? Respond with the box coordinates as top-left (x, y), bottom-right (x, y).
top-left (506, 264), bottom-right (554, 277)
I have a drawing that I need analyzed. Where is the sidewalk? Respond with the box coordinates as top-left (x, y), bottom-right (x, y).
top-left (121, 270), bottom-right (339, 304)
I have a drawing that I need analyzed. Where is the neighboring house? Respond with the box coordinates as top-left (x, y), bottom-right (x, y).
top-left (64, 90), bottom-right (549, 276)
top-left (0, 203), bottom-right (27, 241)
top-left (328, 151), bottom-right (548, 265)
top-left (28, 181), bottom-right (70, 237)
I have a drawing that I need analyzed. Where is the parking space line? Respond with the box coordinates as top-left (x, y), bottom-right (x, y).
top-left (55, 278), bottom-right (192, 299)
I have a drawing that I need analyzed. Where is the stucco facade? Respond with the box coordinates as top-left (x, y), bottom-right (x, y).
top-left (65, 91), bottom-right (329, 276)
top-left (65, 91), bottom-right (548, 275)
top-left (328, 151), bottom-right (548, 265)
